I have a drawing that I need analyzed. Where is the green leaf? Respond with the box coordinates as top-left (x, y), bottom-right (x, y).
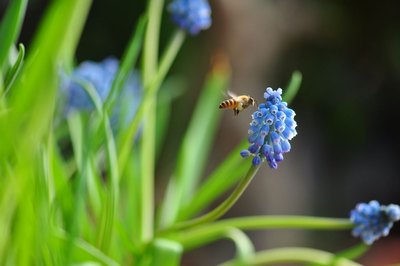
top-left (3, 43), bottom-right (25, 95)
top-left (0, 0), bottom-right (27, 71)
top-left (283, 70), bottom-right (302, 105)
top-left (158, 62), bottom-right (230, 229)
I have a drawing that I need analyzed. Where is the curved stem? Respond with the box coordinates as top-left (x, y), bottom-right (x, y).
top-left (223, 228), bottom-right (255, 264)
top-left (219, 247), bottom-right (362, 266)
top-left (166, 216), bottom-right (352, 250)
top-left (161, 164), bottom-right (260, 233)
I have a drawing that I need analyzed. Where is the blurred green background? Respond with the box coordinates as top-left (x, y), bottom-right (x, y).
top-left (2, 0), bottom-right (400, 265)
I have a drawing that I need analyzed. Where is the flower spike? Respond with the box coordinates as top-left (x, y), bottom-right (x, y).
top-left (168, 0), bottom-right (212, 35)
top-left (350, 200), bottom-right (400, 245)
top-left (241, 87), bottom-right (297, 169)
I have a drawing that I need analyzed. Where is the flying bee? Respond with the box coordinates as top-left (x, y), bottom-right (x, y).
top-left (219, 91), bottom-right (257, 116)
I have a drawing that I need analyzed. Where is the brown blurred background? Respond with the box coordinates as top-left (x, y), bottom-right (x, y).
top-left (4, 0), bottom-right (400, 264)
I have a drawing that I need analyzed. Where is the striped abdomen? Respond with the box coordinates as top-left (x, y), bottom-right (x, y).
top-left (219, 99), bottom-right (238, 109)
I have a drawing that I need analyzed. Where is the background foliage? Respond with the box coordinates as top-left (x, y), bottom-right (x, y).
top-left (1, 0), bottom-right (400, 265)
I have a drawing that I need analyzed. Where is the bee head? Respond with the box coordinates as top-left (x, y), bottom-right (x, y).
top-left (249, 97), bottom-right (257, 106)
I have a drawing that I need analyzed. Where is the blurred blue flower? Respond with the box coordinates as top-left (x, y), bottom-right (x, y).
top-left (240, 87), bottom-right (297, 169)
top-left (168, 0), bottom-right (211, 35)
top-left (60, 57), bottom-right (141, 129)
top-left (350, 200), bottom-right (400, 245)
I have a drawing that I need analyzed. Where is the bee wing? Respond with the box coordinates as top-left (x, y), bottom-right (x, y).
top-left (227, 90), bottom-right (238, 99)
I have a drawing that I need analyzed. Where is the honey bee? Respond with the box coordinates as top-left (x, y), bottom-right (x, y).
top-left (219, 91), bottom-right (257, 116)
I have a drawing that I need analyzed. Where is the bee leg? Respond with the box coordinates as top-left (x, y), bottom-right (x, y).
top-left (233, 109), bottom-right (239, 116)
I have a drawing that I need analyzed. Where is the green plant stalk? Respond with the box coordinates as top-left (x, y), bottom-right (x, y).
top-left (162, 165), bottom-right (261, 233)
top-left (140, 0), bottom-right (165, 243)
top-left (140, 98), bottom-right (156, 242)
top-left (166, 216), bottom-right (352, 251)
top-left (143, 0), bottom-right (163, 85)
top-left (219, 247), bottom-right (362, 266)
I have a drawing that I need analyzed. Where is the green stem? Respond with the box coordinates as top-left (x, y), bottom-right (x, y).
top-left (223, 228), bottom-right (255, 264)
top-left (140, 0), bottom-right (164, 243)
top-left (219, 247), bottom-right (362, 266)
top-left (143, 0), bottom-right (163, 85)
top-left (167, 216), bottom-right (352, 250)
top-left (178, 139), bottom-right (248, 221)
top-left (161, 165), bottom-right (261, 233)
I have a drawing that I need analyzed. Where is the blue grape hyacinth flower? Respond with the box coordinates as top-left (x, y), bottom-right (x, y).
top-left (60, 57), bottom-right (141, 129)
top-left (168, 0), bottom-right (212, 35)
top-left (240, 87), bottom-right (297, 169)
top-left (350, 200), bottom-right (400, 245)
